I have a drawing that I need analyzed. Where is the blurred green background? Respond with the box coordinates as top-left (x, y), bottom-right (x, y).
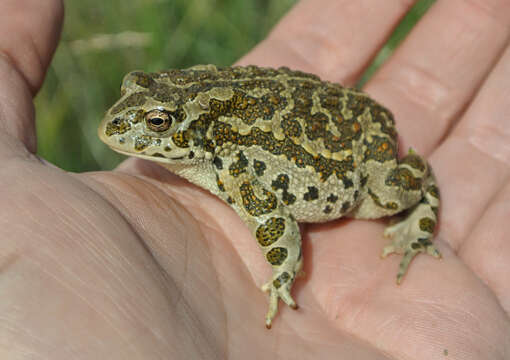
top-left (35, 0), bottom-right (435, 172)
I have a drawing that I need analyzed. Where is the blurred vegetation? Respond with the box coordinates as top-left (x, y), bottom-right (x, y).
top-left (35, 0), bottom-right (435, 172)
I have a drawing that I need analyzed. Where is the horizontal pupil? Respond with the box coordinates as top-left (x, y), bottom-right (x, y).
top-left (150, 118), bottom-right (164, 126)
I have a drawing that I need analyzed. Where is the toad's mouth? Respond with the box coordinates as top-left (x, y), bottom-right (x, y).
top-left (108, 147), bottom-right (185, 163)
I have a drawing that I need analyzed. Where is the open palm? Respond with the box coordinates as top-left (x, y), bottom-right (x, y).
top-left (2, 0), bottom-right (510, 359)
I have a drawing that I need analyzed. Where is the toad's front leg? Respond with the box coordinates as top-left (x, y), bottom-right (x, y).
top-left (256, 213), bottom-right (303, 329)
top-left (221, 174), bottom-right (303, 328)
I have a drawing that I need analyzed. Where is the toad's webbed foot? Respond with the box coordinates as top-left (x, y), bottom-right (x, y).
top-left (261, 272), bottom-right (299, 329)
top-left (382, 217), bottom-right (441, 284)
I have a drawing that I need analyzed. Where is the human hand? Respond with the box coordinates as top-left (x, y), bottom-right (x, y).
top-left (2, 0), bottom-right (509, 359)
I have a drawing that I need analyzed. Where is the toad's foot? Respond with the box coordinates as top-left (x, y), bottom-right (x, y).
top-left (382, 216), bottom-right (441, 284)
top-left (261, 276), bottom-right (298, 329)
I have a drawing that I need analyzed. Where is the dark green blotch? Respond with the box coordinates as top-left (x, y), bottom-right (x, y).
top-left (213, 156), bottom-right (223, 170)
top-left (418, 237), bottom-right (433, 247)
top-left (327, 194), bottom-right (338, 203)
top-left (172, 131), bottom-right (190, 148)
top-left (266, 247), bottom-right (288, 266)
top-left (342, 178), bottom-right (354, 188)
top-left (272, 174), bottom-right (295, 205)
top-left (419, 217), bottom-right (436, 233)
top-left (273, 272), bottom-right (291, 289)
top-left (256, 217), bottom-right (286, 247)
top-left (385, 167), bottom-right (421, 191)
top-left (411, 243), bottom-right (421, 250)
top-left (105, 118), bottom-right (131, 136)
top-left (253, 159), bottom-right (266, 176)
top-left (303, 186), bottom-right (319, 201)
top-left (282, 192), bottom-right (296, 205)
top-left (229, 151), bottom-right (249, 177)
top-left (271, 174), bottom-right (290, 191)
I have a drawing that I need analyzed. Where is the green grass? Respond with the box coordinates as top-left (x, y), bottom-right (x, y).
top-left (35, 0), bottom-right (435, 172)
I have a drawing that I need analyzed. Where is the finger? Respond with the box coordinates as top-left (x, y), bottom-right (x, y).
top-left (0, 0), bottom-right (63, 94)
top-left (365, 0), bottom-right (510, 153)
top-left (460, 181), bottom-right (510, 315)
top-left (431, 43), bottom-right (510, 251)
top-left (238, 0), bottom-right (420, 85)
top-left (431, 43), bottom-right (510, 297)
top-left (0, 0), bottom-right (64, 154)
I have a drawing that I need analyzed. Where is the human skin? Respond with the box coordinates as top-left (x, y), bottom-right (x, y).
top-left (1, 0), bottom-right (510, 359)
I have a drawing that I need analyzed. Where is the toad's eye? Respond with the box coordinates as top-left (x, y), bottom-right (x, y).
top-left (145, 110), bottom-right (172, 132)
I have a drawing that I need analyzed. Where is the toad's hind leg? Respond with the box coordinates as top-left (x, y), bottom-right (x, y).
top-left (224, 176), bottom-right (303, 328)
top-left (352, 150), bottom-right (441, 283)
top-left (382, 164), bottom-right (441, 284)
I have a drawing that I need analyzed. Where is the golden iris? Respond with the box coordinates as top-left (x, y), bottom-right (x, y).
top-left (145, 110), bottom-right (171, 132)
